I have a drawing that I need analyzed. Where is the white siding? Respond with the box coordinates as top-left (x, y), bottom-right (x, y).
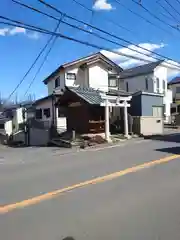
top-left (88, 63), bottom-right (109, 92)
top-left (122, 74), bottom-right (153, 93)
top-left (47, 80), bottom-right (54, 95)
top-left (35, 99), bottom-right (53, 126)
top-left (56, 108), bottom-right (67, 133)
top-left (5, 120), bottom-right (13, 136)
top-left (65, 66), bottom-right (87, 87)
top-left (16, 108), bottom-right (24, 125)
top-left (120, 65), bottom-right (172, 121)
top-left (154, 66), bottom-right (167, 94)
top-left (35, 99), bottom-right (66, 130)
top-left (47, 60), bottom-right (119, 93)
top-left (11, 108), bottom-right (25, 132)
top-left (163, 89), bottom-right (172, 120)
top-left (47, 70), bottom-right (65, 95)
top-left (154, 65), bottom-right (172, 122)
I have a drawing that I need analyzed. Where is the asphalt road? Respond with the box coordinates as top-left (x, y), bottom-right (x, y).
top-left (1, 132), bottom-right (180, 240)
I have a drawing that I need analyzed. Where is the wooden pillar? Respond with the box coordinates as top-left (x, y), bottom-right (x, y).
top-left (105, 99), bottom-right (110, 142)
top-left (124, 101), bottom-right (129, 138)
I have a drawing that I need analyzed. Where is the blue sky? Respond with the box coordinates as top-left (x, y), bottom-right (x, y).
top-left (0, 0), bottom-right (180, 100)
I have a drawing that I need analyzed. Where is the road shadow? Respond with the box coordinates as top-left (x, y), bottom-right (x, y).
top-left (62, 238), bottom-right (75, 240)
top-left (156, 146), bottom-right (180, 155)
top-left (144, 132), bottom-right (180, 144)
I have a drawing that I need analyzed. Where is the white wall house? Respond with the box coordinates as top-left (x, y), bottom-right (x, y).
top-left (44, 53), bottom-right (122, 95)
top-left (34, 53), bottom-right (122, 133)
top-left (119, 60), bottom-right (173, 123)
top-left (37, 53), bottom-right (173, 135)
top-left (33, 96), bottom-right (66, 134)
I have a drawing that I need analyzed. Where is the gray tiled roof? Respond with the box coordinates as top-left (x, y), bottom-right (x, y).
top-left (68, 87), bottom-right (131, 105)
top-left (44, 52), bottom-right (122, 84)
top-left (108, 89), bottom-right (131, 97)
top-left (68, 87), bottom-right (103, 105)
top-left (120, 60), bottom-right (164, 79)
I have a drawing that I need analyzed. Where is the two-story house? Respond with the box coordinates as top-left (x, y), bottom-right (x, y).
top-left (34, 53), bottom-right (123, 132)
top-left (29, 52), bottom-right (167, 141)
top-left (119, 60), bottom-right (173, 123)
top-left (44, 52), bottom-right (122, 94)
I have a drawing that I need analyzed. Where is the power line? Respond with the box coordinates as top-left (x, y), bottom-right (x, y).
top-left (175, 0), bottom-right (180, 5)
top-left (2, 14), bottom-right (164, 65)
top-left (1, 16), bottom-right (180, 71)
top-left (1, 12), bottom-right (164, 64)
top-left (0, 20), bottom-right (167, 65)
top-left (5, 16), bottom-right (63, 101)
top-left (12, 0), bottom-right (177, 64)
top-left (163, 0), bottom-right (180, 19)
top-left (24, 18), bottom-right (63, 97)
top-left (36, 0), bottom-right (180, 67)
top-left (71, 0), bottom-right (136, 34)
top-left (6, 0), bottom-right (180, 69)
top-left (156, 0), bottom-right (180, 23)
top-left (131, 0), bottom-right (179, 32)
top-left (112, 0), bottom-right (171, 34)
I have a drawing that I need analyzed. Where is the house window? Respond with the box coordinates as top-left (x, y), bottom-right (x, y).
top-left (176, 87), bottom-right (180, 93)
top-left (156, 78), bottom-right (160, 93)
top-left (108, 78), bottom-right (117, 87)
top-left (55, 77), bottom-right (60, 88)
top-left (177, 105), bottom-right (180, 113)
top-left (152, 106), bottom-right (163, 117)
top-left (43, 108), bottom-right (51, 118)
top-left (67, 73), bottom-right (76, 80)
top-left (171, 107), bottom-right (176, 114)
top-left (35, 109), bottom-right (42, 119)
top-left (145, 78), bottom-right (148, 91)
top-left (58, 107), bottom-right (66, 118)
top-left (126, 82), bottom-right (129, 92)
top-left (163, 80), bottom-right (166, 92)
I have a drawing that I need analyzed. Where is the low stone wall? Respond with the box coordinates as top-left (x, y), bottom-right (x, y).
top-left (29, 128), bottom-right (49, 146)
top-left (133, 116), bottom-right (164, 136)
top-left (11, 128), bottom-right (49, 146)
top-left (132, 117), bottom-right (140, 135)
top-left (175, 114), bottom-right (180, 125)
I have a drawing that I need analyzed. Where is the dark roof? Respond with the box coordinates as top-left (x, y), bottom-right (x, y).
top-left (33, 93), bottom-right (62, 106)
top-left (61, 86), bottom-right (131, 105)
top-left (132, 91), bottom-right (163, 97)
top-left (0, 113), bottom-right (9, 123)
top-left (108, 88), bottom-right (131, 97)
top-left (43, 52), bottom-right (122, 84)
top-left (120, 60), bottom-right (164, 79)
top-left (33, 95), bottom-right (53, 106)
top-left (168, 77), bottom-right (180, 85)
top-left (68, 87), bottom-right (103, 105)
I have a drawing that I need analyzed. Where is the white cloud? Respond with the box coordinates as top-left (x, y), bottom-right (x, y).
top-left (0, 28), bottom-right (9, 36)
top-left (9, 27), bottom-right (26, 36)
top-left (101, 43), bottom-right (166, 68)
top-left (0, 26), bottom-right (40, 40)
top-left (27, 32), bottom-right (40, 40)
top-left (93, 0), bottom-right (113, 11)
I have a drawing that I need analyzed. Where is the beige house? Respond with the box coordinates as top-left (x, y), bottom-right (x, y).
top-left (34, 52), bottom-right (123, 135)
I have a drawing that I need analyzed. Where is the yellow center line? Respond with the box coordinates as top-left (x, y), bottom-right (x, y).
top-left (0, 154), bottom-right (180, 214)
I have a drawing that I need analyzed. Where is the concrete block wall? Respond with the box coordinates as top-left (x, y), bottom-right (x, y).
top-left (133, 116), bottom-right (164, 136)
